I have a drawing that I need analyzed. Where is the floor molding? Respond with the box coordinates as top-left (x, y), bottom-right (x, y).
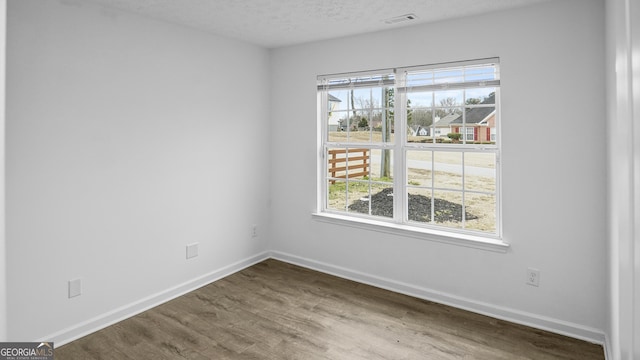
top-left (43, 251), bottom-right (271, 347)
top-left (270, 251), bottom-right (606, 346)
top-left (44, 250), bottom-right (606, 350)
top-left (603, 333), bottom-right (612, 360)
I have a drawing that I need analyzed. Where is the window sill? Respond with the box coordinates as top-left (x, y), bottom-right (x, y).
top-left (311, 212), bottom-right (509, 253)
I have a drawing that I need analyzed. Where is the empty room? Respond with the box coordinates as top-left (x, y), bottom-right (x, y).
top-left (0, 0), bottom-right (638, 359)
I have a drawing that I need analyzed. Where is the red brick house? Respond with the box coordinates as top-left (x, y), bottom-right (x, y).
top-left (433, 93), bottom-right (496, 143)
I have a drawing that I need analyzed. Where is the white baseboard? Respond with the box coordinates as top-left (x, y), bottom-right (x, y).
top-left (43, 250), bottom-right (606, 350)
top-left (270, 251), bottom-right (606, 346)
top-left (43, 251), bottom-right (271, 347)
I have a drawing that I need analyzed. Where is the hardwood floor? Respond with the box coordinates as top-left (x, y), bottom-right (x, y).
top-left (56, 259), bottom-right (604, 359)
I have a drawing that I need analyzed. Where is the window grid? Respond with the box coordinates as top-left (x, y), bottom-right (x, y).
top-left (319, 59), bottom-right (500, 239)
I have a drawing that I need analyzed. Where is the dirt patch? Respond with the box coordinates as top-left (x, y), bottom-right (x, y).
top-left (347, 187), bottom-right (478, 223)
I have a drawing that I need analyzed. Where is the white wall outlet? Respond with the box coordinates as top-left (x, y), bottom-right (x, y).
top-left (251, 224), bottom-right (258, 238)
top-left (186, 243), bottom-right (199, 259)
top-left (68, 278), bottom-right (82, 298)
top-left (526, 268), bottom-right (540, 287)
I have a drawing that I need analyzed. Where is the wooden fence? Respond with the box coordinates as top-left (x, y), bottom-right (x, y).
top-left (328, 148), bottom-right (370, 184)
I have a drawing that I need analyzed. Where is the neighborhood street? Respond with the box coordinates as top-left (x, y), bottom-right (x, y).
top-left (368, 156), bottom-right (495, 178)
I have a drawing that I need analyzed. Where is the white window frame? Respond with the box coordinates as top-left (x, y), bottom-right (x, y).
top-left (315, 59), bottom-right (507, 252)
top-left (465, 127), bottom-right (475, 142)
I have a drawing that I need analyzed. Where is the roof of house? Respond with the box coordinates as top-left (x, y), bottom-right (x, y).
top-left (450, 107), bottom-right (495, 125)
top-left (410, 125), bottom-right (429, 133)
top-left (434, 113), bottom-right (460, 127)
top-left (328, 94), bottom-right (342, 102)
top-left (434, 93), bottom-right (496, 126)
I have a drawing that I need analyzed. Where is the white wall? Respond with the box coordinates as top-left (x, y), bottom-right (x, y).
top-left (270, 0), bottom-right (607, 342)
top-left (606, 0), bottom-right (640, 357)
top-left (4, 0), bottom-right (613, 348)
top-left (0, 0), bottom-right (6, 343)
top-left (6, 0), bottom-right (270, 343)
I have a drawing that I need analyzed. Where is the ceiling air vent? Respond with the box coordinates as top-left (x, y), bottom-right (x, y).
top-left (384, 14), bottom-right (418, 25)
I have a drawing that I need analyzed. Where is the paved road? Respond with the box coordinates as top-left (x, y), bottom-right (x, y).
top-left (407, 159), bottom-right (495, 177)
top-left (368, 157), bottom-right (495, 177)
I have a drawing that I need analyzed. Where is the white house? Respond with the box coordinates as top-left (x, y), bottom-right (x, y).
top-left (326, 94), bottom-right (342, 132)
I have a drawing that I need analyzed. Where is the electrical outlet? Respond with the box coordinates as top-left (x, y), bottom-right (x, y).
top-left (68, 278), bottom-right (82, 298)
top-left (186, 243), bottom-right (199, 259)
top-left (526, 268), bottom-right (540, 287)
top-left (251, 224), bottom-right (257, 238)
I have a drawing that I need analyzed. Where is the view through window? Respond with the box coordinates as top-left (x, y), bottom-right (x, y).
top-left (318, 59), bottom-right (501, 238)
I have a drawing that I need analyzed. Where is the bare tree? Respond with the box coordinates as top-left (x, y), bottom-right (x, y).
top-left (436, 97), bottom-right (461, 118)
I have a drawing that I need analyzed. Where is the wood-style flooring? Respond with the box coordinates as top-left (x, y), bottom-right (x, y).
top-left (56, 259), bottom-right (604, 359)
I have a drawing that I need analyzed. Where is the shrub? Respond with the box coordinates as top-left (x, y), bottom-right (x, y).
top-left (447, 133), bottom-right (462, 141)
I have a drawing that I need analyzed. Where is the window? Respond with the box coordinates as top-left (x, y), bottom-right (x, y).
top-left (465, 127), bottom-right (475, 142)
top-left (317, 59), bottom-right (501, 240)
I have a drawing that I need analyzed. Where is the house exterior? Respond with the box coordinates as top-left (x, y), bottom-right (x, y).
top-left (449, 109), bottom-right (496, 143)
top-left (433, 113), bottom-right (460, 138)
top-left (432, 93), bottom-right (496, 143)
top-left (409, 125), bottom-right (430, 136)
top-left (327, 94), bottom-right (342, 131)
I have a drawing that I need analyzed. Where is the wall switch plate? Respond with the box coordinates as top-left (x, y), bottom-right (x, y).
top-left (186, 243), bottom-right (199, 259)
top-left (68, 278), bottom-right (82, 298)
top-left (526, 268), bottom-right (540, 287)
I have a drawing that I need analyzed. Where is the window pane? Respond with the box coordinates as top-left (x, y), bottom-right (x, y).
top-left (369, 149), bottom-right (394, 180)
top-left (434, 107), bottom-right (463, 141)
top-left (433, 190), bottom-right (464, 229)
top-left (346, 113), bottom-right (369, 143)
top-left (328, 90), bottom-right (350, 107)
top-left (372, 129), bottom-right (394, 143)
top-left (407, 91), bottom-right (433, 108)
top-left (464, 193), bottom-right (496, 233)
top-left (465, 87), bottom-right (496, 105)
top-left (463, 109), bottom-right (495, 142)
top-left (408, 187), bottom-right (432, 223)
top-left (327, 147), bottom-right (343, 182)
top-left (407, 150), bottom-right (432, 186)
top-left (345, 148), bottom-right (395, 218)
top-left (369, 110), bottom-right (381, 133)
top-left (433, 152), bottom-right (462, 190)
top-left (408, 108), bottom-right (434, 126)
top-left (464, 153), bottom-right (496, 193)
top-left (346, 127), bottom-right (369, 143)
top-left (351, 88), bottom-right (373, 110)
top-left (369, 186), bottom-right (394, 218)
top-left (327, 148), bottom-right (371, 182)
top-left (326, 91), bottom-right (350, 142)
top-left (327, 180), bottom-right (347, 212)
top-left (346, 181), bottom-right (373, 215)
top-left (407, 109), bottom-right (434, 143)
top-left (434, 90), bottom-right (464, 107)
top-left (347, 181), bottom-right (394, 219)
top-left (329, 112), bottom-right (375, 142)
top-left (369, 89), bottom-right (383, 109)
top-left (327, 109), bottom-right (348, 142)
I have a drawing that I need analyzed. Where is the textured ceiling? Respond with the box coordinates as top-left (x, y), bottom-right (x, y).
top-left (80, 0), bottom-right (554, 48)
